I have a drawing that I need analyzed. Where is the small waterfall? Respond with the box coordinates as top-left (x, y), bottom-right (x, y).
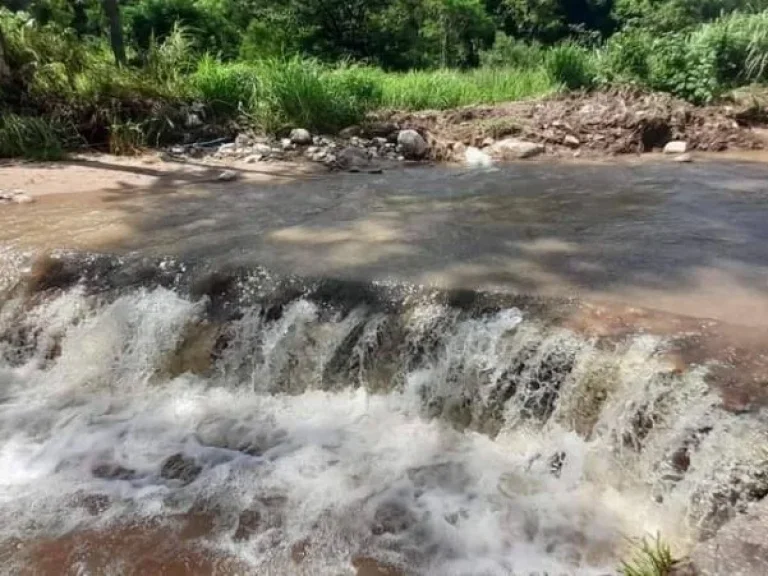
top-left (0, 253), bottom-right (765, 575)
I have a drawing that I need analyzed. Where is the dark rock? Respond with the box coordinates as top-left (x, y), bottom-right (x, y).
top-left (352, 556), bottom-right (404, 576)
top-left (233, 509), bottom-right (263, 541)
top-left (160, 453), bottom-right (202, 484)
top-left (332, 147), bottom-right (383, 173)
top-left (92, 462), bottom-right (136, 481)
top-left (371, 500), bottom-right (416, 535)
top-left (290, 128), bottom-right (312, 145)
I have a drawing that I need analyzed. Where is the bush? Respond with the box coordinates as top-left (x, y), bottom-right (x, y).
top-left (647, 33), bottom-right (719, 103)
top-left (545, 42), bottom-right (597, 90)
top-left (479, 32), bottom-right (544, 69)
top-left (602, 29), bottom-right (653, 83)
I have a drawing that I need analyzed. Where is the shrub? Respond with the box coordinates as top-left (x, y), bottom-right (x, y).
top-left (602, 29), bottom-right (653, 83)
top-left (545, 42), bottom-right (597, 90)
top-left (480, 32), bottom-right (544, 69)
top-left (647, 33), bottom-right (719, 103)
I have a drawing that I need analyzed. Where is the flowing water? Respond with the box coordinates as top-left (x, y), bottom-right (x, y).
top-left (0, 253), bottom-right (766, 575)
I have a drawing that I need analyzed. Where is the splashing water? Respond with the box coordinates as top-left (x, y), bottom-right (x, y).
top-left (0, 256), bottom-right (765, 575)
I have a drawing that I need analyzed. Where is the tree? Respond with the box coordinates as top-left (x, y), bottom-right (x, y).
top-left (424, 0), bottom-right (496, 67)
top-left (102, 0), bottom-right (125, 65)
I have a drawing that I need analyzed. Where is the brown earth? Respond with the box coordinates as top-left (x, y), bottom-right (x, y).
top-left (380, 87), bottom-right (768, 159)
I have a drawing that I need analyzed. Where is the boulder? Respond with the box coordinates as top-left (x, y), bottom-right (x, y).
top-left (397, 129), bottom-right (428, 159)
top-left (664, 141), bottom-right (688, 154)
top-left (289, 128), bottom-right (312, 145)
top-left (690, 500), bottom-right (768, 575)
top-left (489, 138), bottom-right (544, 160)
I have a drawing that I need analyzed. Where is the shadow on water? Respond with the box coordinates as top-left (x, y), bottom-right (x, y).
top-left (92, 160), bottom-right (768, 320)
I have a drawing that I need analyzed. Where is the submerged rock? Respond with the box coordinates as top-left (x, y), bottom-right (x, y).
top-left (216, 170), bottom-right (239, 182)
top-left (397, 129), bottom-right (428, 159)
top-left (160, 453), bottom-right (202, 484)
top-left (332, 146), bottom-right (382, 173)
top-left (674, 153), bottom-right (693, 163)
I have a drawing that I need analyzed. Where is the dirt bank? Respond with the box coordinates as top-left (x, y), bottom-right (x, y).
top-left (385, 87), bottom-right (768, 159)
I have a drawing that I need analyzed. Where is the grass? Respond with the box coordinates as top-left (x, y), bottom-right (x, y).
top-left (0, 114), bottom-right (68, 160)
top-left (619, 534), bottom-right (680, 576)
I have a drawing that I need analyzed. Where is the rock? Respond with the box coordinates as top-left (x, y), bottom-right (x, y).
top-left (185, 113), bottom-right (202, 128)
top-left (92, 462), bottom-right (136, 481)
top-left (350, 136), bottom-right (362, 147)
top-left (465, 146), bottom-right (493, 168)
top-left (280, 138), bottom-right (293, 151)
top-left (160, 453), bottom-right (202, 484)
top-left (0, 190), bottom-right (34, 204)
top-left (218, 142), bottom-right (236, 154)
top-left (451, 142), bottom-right (466, 160)
top-left (235, 134), bottom-right (253, 147)
top-left (482, 137), bottom-right (495, 148)
top-left (216, 170), bottom-right (239, 182)
top-left (362, 122), bottom-right (399, 139)
top-left (674, 153), bottom-right (693, 163)
top-left (564, 134), bottom-right (581, 148)
top-left (311, 151), bottom-right (327, 162)
top-left (339, 125), bottom-right (361, 139)
top-left (352, 556), bottom-right (403, 576)
top-left (397, 129), bottom-right (428, 159)
top-left (489, 138), bottom-right (544, 160)
top-left (664, 141), bottom-right (688, 154)
top-left (170, 145), bottom-right (187, 156)
top-left (289, 128), bottom-right (312, 145)
top-left (333, 147), bottom-right (382, 173)
top-left (306, 146), bottom-right (319, 156)
top-left (253, 143), bottom-right (272, 156)
top-left (690, 499), bottom-right (768, 575)
top-left (243, 154), bottom-right (262, 164)
top-left (373, 137), bottom-right (388, 147)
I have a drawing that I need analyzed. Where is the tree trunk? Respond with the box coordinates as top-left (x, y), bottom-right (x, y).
top-left (102, 0), bottom-right (126, 66)
top-left (0, 26), bottom-right (10, 83)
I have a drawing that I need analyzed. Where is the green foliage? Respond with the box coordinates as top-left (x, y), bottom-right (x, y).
top-left (479, 32), bottom-right (544, 68)
top-left (601, 29), bottom-right (652, 82)
top-left (619, 534), bottom-right (679, 576)
top-left (378, 66), bottom-right (553, 109)
top-left (545, 42), bottom-right (596, 90)
top-left (0, 113), bottom-right (67, 159)
top-left (647, 32), bottom-right (719, 103)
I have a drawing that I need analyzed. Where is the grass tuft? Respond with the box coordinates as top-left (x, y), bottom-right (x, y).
top-left (620, 534), bottom-right (680, 576)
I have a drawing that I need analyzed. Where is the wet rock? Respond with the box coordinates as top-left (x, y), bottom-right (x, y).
top-left (352, 556), bottom-right (403, 576)
top-left (216, 170), bottom-right (239, 182)
top-left (333, 147), bottom-right (382, 173)
top-left (160, 453), bottom-right (202, 484)
top-left (363, 121), bottom-right (399, 139)
top-left (564, 134), bottom-right (581, 148)
top-left (372, 500), bottom-right (416, 535)
top-left (490, 138), bottom-right (544, 160)
top-left (233, 509), bottom-right (262, 541)
top-left (291, 538), bottom-right (310, 563)
top-left (218, 142), bottom-right (236, 155)
top-left (280, 138), bottom-right (294, 151)
top-left (690, 499), bottom-right (768, 576)
top-left (92, 462), bottom-right (137, 481)
top-left (465, 146), bottom-right (493, 168)
top-left (481, 136), bottom-right (495, 148)
top-left (0, 189), bottom-right (34, 204)
top-left (243, 154), bottom-right (262, 164)
top-left (76, 493), bottom-right (111, 516)
top-left (674, 153), bottom-right (693, 163)
top-left (397, 129), bottom-right (428, 159)
top-left (290, 128), bottom-right (312, 145)
top-left (664, 141), bottom-right (688, 154)
top-left (185, 113), bottom-right (202, 128)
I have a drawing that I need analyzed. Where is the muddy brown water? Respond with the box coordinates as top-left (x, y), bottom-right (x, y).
top-left (2, 157), bottom-right (768, 326)
top-left (1, 157), bottom-right (768, 575)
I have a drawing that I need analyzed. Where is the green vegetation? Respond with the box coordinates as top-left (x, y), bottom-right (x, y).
top-left (619, 534), bottom-right (681, 576)
top-left (1, 0), bottom-right (767, 158)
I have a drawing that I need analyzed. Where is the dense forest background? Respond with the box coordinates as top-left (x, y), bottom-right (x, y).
top-left (1, 0), bottom-right (767, 157)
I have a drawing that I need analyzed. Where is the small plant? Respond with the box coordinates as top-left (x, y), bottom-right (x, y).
top-left (0, 114), bottom-right (66, 160)
top-left (619, 534), bottom-right (680, 576)
top-left (108, 121), bottom-right (146, 155)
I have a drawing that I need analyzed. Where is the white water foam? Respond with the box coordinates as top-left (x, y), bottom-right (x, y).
top-left (0, 287), bottom-right (763, 574)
